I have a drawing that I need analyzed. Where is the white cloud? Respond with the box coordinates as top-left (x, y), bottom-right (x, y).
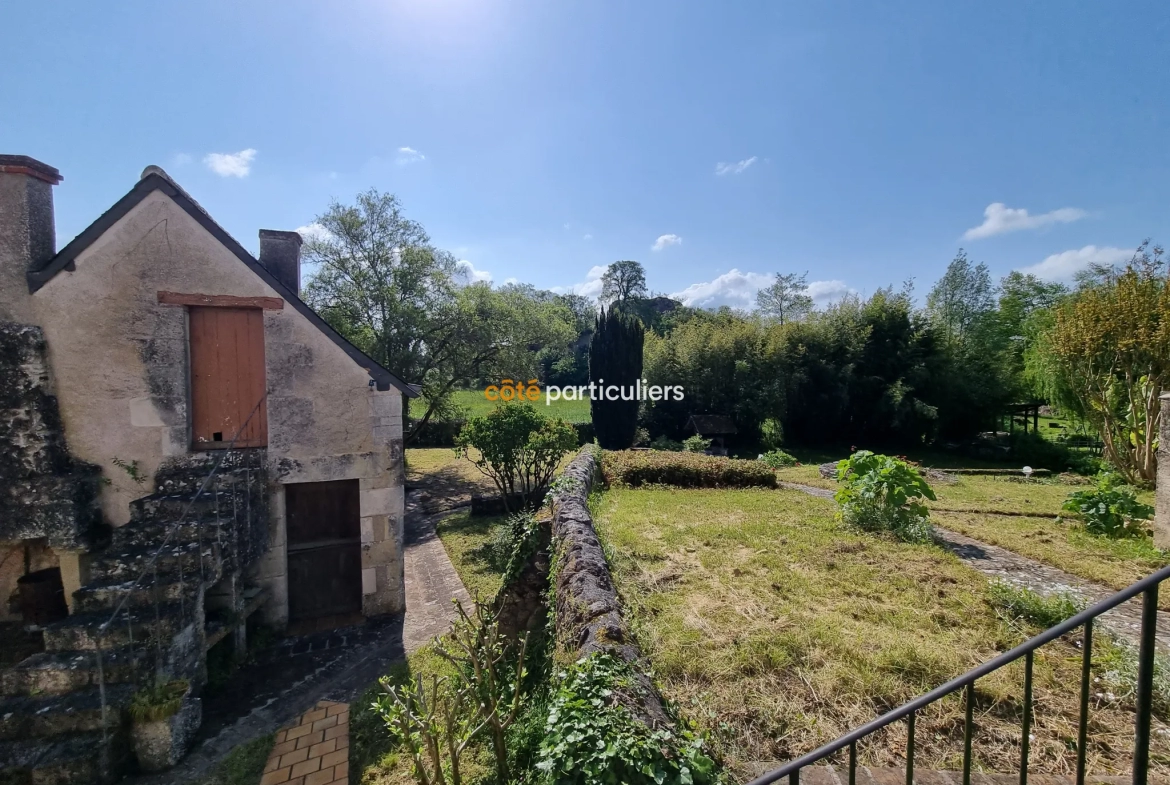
top-left (552, 265), bottom-right (607, 299)
top-left (203, 149), bottom-right (257, 178)
top-left (963, 202), bottom-right (1088, 240)
top-left (652, 234), bottom-right (682, 252)
top-left (715, 156), bottom-right (757, 176)
top-left (172, 153), bottom-right (192, 167)
top-left (396, 146), bottom-right (426, 165)
top-left (1016, 245), bottom-right (1132, 282)
top-left (670, 271), bottom-right (852, 310)
top-left (295, 223), bottom-right (332, 242)
top-left (454, 259), bottom-right (491, 285)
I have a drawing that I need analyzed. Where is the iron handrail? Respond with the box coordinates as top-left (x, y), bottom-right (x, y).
top-left (747, 563), bottom-right (1170, 785)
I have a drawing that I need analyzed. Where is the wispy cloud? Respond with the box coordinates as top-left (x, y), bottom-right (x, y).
top-left (295, 223), bottom-right (332, 243)
top-left (670, 270), bottom-right (851, 310)
top-left (454, 259), bottom-right (491, 285)
top-left (172, 153), bottom-right (193, 167)
top-left (1016, 245), bottom-right (1132, 282)
top-left (652, 234), bottom-right (682, 252)
top-left (715, 156), bottom-right (757, 176)
top-left (396, 146), bottom-right (426, 165)
top-left (552, 265), bottom-right (607, 299)
top-left (204, 149), bottom-right (257, 178)
top-left (963, 202), bottom-right (1088, 240)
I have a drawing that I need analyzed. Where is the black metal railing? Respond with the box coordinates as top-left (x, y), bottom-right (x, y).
top-left (748, 565), bottom-right (1170, 785)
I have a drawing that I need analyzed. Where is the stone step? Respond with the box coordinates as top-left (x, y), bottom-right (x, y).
top-left (72, 565), bottom-right (215, 614)
top-left (0, 684), bottom-right (133, 740)
top-left (1, 647), bottom-right (150, 697)
top-left (112, 514), bottom-right (232, 549)
top-left (128, 490), bottom-right (226, 525)
top-left (42, 604), bottom-right (189, 651)
top-left (0, 729), bottom-right (131, 785)
top-left (87, 540), bottom-right (218, 584)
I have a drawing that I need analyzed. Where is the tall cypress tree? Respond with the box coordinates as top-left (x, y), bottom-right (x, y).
top-left (589, 306), bottom-right (644, 449)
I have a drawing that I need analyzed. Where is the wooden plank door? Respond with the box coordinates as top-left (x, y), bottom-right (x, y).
top-left (188, 306), bottom-right (268, 449)
top-left (285, 480), bottom-right (363, 621)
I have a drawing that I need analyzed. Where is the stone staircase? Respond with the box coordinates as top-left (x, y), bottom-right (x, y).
top-left (0, 451), bottom-right (267, 785)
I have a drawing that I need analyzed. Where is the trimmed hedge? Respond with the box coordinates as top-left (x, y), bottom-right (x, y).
top-left (602, 450), bottom-right (778, 489)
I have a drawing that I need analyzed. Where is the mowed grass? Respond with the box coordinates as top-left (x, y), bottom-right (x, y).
top-left (451, 388), bottom-right (592, 423)
top-left (773, 464), bottom-right (1168, 600)
top-left (594, 486), bottom-right (1168, 780)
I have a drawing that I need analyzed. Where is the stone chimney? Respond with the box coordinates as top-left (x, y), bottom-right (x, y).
top-left (0, 155), bottom-right (62, 322)
top-left (258, 230), bottom-right (302, 297)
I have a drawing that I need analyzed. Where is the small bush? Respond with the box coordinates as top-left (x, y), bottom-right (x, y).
top-left (834, 450), bottom-right (936, 544)
top-left (129, 679), bottom-right (188, 723)
top-left (603, 450), bottom-right (778, 489)
top-left (987, 580), bottom-right (1085, 628)
top-left (1062, 471), bottom-right (1154, 539)
top-left (757, 449), bottom-right (798, 468)
top-left (534, 653), bottom-right (720, 785)
top-left (683, 434), bottom-right (712, 453)
top-left (649, 435), bottom-right (684, 452)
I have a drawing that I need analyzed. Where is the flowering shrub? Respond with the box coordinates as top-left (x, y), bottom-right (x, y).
top-left (757, 449), bottom-right (798, 468)
top-left (1062, 471), bottom-right (1154, 539)
top-left (602, 450), bottom-right (777, 488)
top-left (834, 450), bottom-right (936, 543)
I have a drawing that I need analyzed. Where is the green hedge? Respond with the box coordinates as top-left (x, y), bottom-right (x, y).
top-left (602, 450), bottom-right (777, 489)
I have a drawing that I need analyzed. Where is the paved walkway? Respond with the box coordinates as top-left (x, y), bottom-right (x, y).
top-left (260, 700), bottom-right (349, 785)
top-left (778, 481), bottom-right (1170, 651)
top-left (402, 493), bottom-right (474, 651)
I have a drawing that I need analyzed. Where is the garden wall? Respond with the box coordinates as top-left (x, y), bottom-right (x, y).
top-left (550, 447), bottom-right (672, 729)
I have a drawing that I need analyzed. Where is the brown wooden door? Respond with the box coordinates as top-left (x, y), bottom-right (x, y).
top-left (188, 306), bottom-right (268, 449)
top-left (285, 480), bottom-right (363, 621)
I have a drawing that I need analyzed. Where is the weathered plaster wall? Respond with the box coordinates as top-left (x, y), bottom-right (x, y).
top-left (30, 188), bottom-right (406, 621)
top-left (0, 174), bottom-right (53, 324)
top-left (1155, 393), bottom-right (1170, 550)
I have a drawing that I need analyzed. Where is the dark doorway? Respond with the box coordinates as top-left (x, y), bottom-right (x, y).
top-left (285, 480), bottom-right (363, 625)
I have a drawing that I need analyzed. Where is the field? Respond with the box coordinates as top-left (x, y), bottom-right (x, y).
top-left (451, 388), bottom-right (592, 423)
top-left (593, 486), bottom-right (1168, 781)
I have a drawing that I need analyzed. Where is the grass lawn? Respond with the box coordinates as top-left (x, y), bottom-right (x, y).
top-left (593, 486), bottom-right (1167, 780)
top-left (451, 388), bottom-right (592, 423)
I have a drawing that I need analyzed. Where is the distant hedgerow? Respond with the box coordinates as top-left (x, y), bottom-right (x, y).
top-left (602, 450), bottom-right (777, 489)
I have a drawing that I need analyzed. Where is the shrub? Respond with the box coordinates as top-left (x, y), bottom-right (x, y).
top-left (682, 434), bottom-right (711, 453)
top-left (987, 580), bottom-right (1085, 629)
top-left (456, 403), bottom-right (579, 513)
top-left (759, 418), bottom-right (784, 451)
top-left (1061, 471), bottom-right (1154, 539)
top-left (649, 435), bottom-right (684, 452)
top-left (757, 449), bottom-right (798, 468)
top-left (602, 450), bottom-right (777, 489)
top-left (834, 450), bottom-right (936, 543)
top-left (534, 653), bottom-right (720, 785)
top-left (129, 679), bottom-right (188, 723)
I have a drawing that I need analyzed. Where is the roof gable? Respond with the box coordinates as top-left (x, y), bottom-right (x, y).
top-left (28, 171), bottom-right (416, 397)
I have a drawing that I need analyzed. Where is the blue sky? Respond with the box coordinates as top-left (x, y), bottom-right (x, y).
top-left (3, 1), bottom-right (1169, 308)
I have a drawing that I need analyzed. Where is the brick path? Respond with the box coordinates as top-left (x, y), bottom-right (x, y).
top-left (260, 700), bottom-right (349, 785)
top-left (778, 481), bottom-right (1170, 651)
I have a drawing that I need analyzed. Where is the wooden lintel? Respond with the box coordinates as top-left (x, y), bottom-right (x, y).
top-left (157, 291), bottom-right (284, 310)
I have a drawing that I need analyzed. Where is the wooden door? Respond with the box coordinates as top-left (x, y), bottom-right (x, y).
top-left (285, 480), bottom-right (363, 621)
top-left (188, 307), bottom-right (268, 449)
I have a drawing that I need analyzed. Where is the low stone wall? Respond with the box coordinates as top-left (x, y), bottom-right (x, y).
top-left (550, 446), bottom-right (672, 730)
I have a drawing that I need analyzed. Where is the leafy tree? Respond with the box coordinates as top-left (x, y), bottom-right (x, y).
top-left (590, 307), bottom-right (644, 449)
top-left (600, 261), bottom-right (648, 305)
top-left (926, 250), bottom-right (997, 344)
top-left (302, 190), bottom-right (574, 438)
top-left (756, 271), bottom-right (813, 325)
top-left (1041, 242), bottom-right (1170, 484)
top-left (455, 403), bottom-right (578, 512)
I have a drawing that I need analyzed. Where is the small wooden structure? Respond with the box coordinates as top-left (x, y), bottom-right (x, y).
top-left (686, 414), bottom-right (737, 455)
top-left (999, 401), bottom-right (1044, 435)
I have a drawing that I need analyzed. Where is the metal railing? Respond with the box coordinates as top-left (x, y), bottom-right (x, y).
top-left (748, 565), bottom-right (1169, 785)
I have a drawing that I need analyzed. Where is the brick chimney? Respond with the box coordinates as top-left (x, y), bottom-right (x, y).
top-left (258, 229), bottom-right (302, 297)
top-left (0, 155), bottom-right (61, 322)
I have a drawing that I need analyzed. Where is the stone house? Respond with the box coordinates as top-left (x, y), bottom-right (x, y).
top-left (0, 155), bottom-right (415, 781)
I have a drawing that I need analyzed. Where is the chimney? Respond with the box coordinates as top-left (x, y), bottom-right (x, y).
top-left (258, 230), bottom-right (302, 296)
top-left (0, 155), bottom-right (61, 322)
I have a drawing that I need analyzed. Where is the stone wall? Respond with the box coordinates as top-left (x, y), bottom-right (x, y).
top-left (1156, 392), bottom-right (1170, 550)
top-left (550, 447), bottom-right (672, 730)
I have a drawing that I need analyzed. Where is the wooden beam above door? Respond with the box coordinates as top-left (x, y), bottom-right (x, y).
top-left (158, 291), bottom-right (284, 309)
